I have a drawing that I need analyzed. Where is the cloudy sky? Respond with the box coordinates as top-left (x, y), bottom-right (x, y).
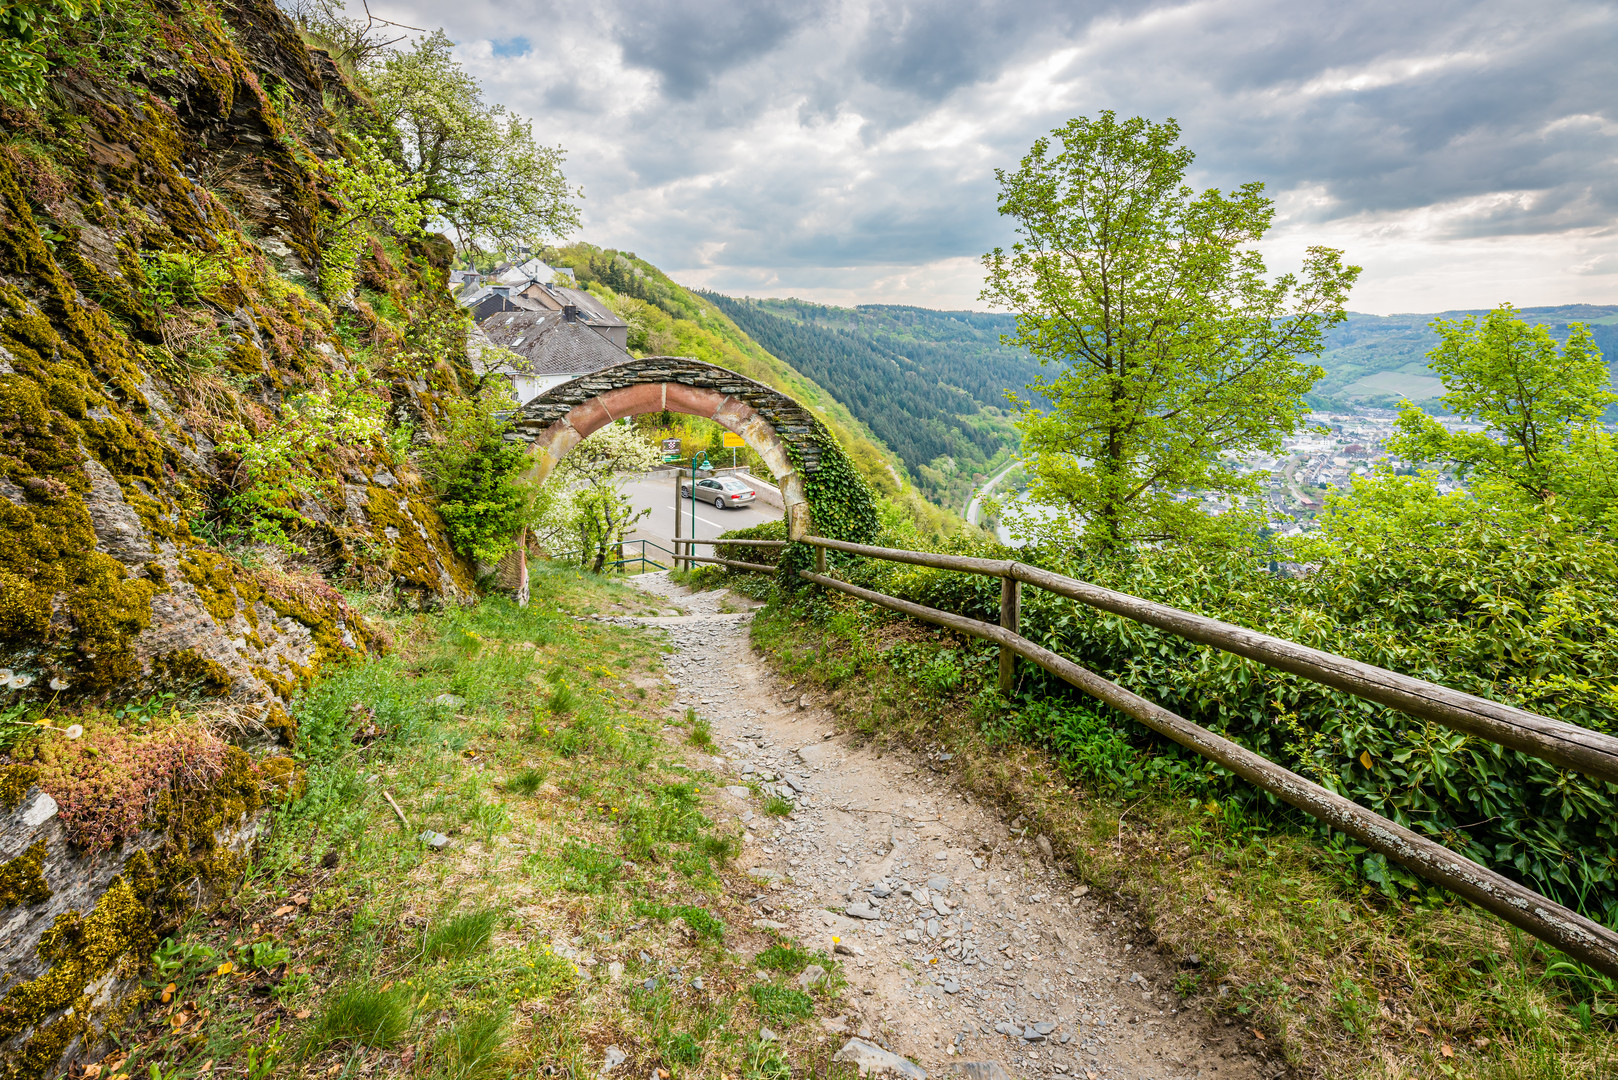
top-left (368, 0), bottom-right (1617, 314)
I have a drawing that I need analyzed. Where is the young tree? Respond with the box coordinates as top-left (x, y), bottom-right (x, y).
top-left (362, 31), bottom-right (580, 254)
top-left (1387, 305), bottom-right (1615, 517)
top-left (982, 112), bottom-right (1359, 547)
top-left (539, 424), bottom-right (662, 573)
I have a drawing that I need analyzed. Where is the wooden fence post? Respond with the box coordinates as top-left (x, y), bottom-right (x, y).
top-left (999, 574), bottom-right (1020, 693)
top-left (816, 545), bottom-right (827, 575)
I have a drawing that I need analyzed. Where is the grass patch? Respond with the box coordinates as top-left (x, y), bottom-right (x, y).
top-left (762, 795), bottom-right (793, 817)
top-left (103, 565), bottom-right (835, 1080)
top-left (423, 909), bottom-right (500, 962)
top-left (748, 984), bottom-right (815, 1026)
top-left (311, 984), bottom-right (410, 1048)
top-left (633, 899), bottom-right (727, 943)
top-left (507, 765), bottom-right (547, 795)
top-left (686, 707), bottom-right (715, 751)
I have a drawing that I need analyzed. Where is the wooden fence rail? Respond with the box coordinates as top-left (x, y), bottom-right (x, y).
top-left (686, 532), bottom-right (1618, 976)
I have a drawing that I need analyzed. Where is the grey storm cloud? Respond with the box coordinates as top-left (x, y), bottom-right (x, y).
top-left (371, 0), bottom-right (1617, 306)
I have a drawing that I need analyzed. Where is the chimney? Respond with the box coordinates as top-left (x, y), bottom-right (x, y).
top-left (492, 285), bottom-right (510, 297)
top-left (562, 304), bottom-right (580, 321)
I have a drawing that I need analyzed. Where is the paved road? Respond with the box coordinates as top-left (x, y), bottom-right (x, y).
top-left (620, 474), bottom-right (782, 564)
top-left (964, 457), bottom-right (1021, 526)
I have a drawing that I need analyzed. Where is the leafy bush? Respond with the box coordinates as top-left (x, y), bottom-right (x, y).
top-left (884, 519), bottom-right (1618, 918)
top-left (435, 435), bottom-right (535, 564)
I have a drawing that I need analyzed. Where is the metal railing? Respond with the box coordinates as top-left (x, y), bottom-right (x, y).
top-left (549, 538), bottom-right (677, 574)
top-left (700, 532), bottom-right (1618, 977)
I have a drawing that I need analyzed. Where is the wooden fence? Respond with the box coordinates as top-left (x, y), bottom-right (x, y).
top-left (675, 535), bottom-right (1618, 978)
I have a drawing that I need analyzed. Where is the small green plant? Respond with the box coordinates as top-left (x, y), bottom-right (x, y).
top-left (150, 937), bottom-right (218, 979)
top-left (548, 681), bottom-right (580, 716)
top-left (557, 841), bottom-right (621, 893)
top-left (631, 900), bottom-right (726, 943)
top-left (239, 940), bottom-right (292, 969)
top-left (1173, 970), bottom-right (1203, 997)
top-left (763, 795), bottom-right (794, 817)
top-left (742, 1036), bottom-right (791, 1080)
top-left (423, 909), bottom-right (500, 962)
top-left (748, 984), bottom-right (814, 1025)
top-left (508, 766), bottom-right (547, 795)
top-left (754, 943), bottom-right (815, 974)
top-left (694, 830), bottom-right (741, 870)
top-left (686, 709), bottom-right (714, 751)
top-left (311, 983), bottom-right (410, 1048)
top-left (661, 1031), bottom-right (703, 1067)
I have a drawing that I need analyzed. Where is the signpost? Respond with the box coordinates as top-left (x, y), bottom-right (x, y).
top-left (721, 431), bottom-right (744, 469)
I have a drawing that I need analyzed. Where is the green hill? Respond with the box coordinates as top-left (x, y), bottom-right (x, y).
top-left (1309, 304), bottom-right (1618, 411)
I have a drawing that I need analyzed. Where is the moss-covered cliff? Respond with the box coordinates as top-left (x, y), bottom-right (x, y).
top-left (0, 0), bottom-right (478, 723)
top-left (0, 2), bottom-right (486, 1072)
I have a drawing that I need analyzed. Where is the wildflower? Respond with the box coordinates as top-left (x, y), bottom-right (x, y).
top-left (7, 673), bottom-right (32, 689)
top-left (34, 718), bottom-right (52, 727)
top-left (0, 668), bottom-right (11, 681)
top-left (64, 724), bottom-right (84, 740)
top-left (49, 677), bottom-right (68, 691)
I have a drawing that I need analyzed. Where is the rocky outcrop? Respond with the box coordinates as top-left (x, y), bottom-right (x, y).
top-left (0, 0), bottom-right (476, 722)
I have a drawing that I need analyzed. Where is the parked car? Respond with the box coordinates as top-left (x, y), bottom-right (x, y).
top-left (681, 476), bottom-right (757, 509)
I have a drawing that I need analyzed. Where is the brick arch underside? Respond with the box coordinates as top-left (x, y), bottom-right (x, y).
top-left (525, 379), bottom-right (809, 538)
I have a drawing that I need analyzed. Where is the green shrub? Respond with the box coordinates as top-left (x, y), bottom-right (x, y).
top-left (435, 434), bottom-right (536, 565)
top-left (882, 518), bottom-right (1618, 918)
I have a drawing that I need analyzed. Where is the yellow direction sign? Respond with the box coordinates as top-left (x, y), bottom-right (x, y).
top-left (721, 432), bottom-right (746, 448)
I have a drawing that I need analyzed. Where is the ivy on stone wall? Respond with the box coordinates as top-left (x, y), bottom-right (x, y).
top-left (780, 427), bottom-right (878, 580)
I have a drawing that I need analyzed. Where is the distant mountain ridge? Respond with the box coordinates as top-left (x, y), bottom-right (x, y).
top-left (1310, 304), bottom-right (1618, 410)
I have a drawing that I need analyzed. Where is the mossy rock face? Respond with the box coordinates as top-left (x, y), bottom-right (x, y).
top-left (0, 0), bottom-right (477, 727)
top-left (0, 1), bottom-right (492, 1073)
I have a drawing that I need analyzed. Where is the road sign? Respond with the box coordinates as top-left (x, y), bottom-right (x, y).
top-left (721, 432), bottom-right (745, 448)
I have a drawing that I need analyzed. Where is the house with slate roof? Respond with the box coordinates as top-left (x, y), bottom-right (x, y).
top-left (477, 305), bottom-right (629, 404)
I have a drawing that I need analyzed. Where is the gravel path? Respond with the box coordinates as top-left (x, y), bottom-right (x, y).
top-left (614, 572), bottom-right (1263, 1080)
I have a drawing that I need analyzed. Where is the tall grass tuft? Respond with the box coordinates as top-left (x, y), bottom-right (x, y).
top-left (423, 909), bottom-right (500, 962)
top-left (311, 984), bottom-right (410, 1048)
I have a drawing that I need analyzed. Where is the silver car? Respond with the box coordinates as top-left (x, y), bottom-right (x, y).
top-left (681, 476), bottom-right (757, 509)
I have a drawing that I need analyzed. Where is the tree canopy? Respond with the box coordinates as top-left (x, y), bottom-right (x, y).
top-left (361, 30), bottom-right (579, 253)
top-left (982, 112), bottom-right (1360, 547)
top-left (1386, 304), bottom-right (1616, 524)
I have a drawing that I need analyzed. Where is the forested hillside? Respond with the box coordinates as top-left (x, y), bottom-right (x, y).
top-left (702, 296), bottom-right (1042, 508)
top-left (1310, 304), bottom-right (1618, 411)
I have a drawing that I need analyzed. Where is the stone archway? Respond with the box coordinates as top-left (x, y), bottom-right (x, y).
top-left (501, 356), bottom-right (865, 601)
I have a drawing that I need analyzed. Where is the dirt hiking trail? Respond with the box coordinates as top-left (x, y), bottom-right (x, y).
top-left (610, 572), bottom-right (1267, 1080)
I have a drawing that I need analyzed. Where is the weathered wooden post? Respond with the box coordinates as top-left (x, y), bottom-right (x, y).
top-left (999, 574), bottom-right (1020, 693)
top-left (816, 544), bottom-right (827, 575)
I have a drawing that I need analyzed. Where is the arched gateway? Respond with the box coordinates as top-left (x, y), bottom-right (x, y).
top-left (500, 356), bottom-right (869, 603)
